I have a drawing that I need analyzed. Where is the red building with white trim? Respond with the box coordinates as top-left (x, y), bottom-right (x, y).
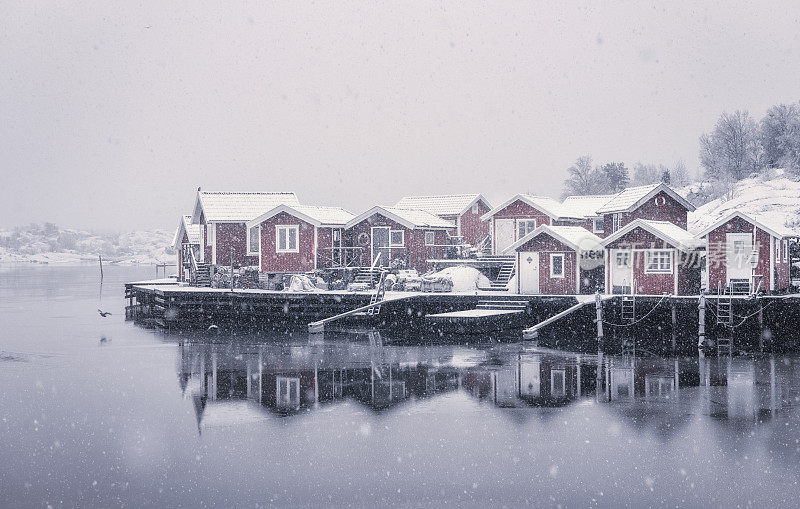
top-left (601, 219), bottom-right (703, 295)
top-left (502, 225), bottom-right (604, 295)
top-left (394, 194), bottom-right (492, 247)
top-left (695, 211), bottom-right (795, 293)
top-left (596, 183), bottom-right (695, 235)
top-left (344, 206), bottom-right (453, 271)
top-left (246, 204), bottom-right (355, 274)
top-left (190, 191), bottom-right (300, 267)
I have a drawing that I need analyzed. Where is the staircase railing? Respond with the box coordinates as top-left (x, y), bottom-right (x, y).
top-left (367, 271), bottom-right (388, 316)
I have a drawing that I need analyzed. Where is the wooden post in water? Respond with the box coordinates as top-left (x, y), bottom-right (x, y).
top-left (594, 291), bottom-right (604, 347)
top-left (230, 247), bottom-right (235, 292)
top-left (697, 294), bottom-right (706, 348)
top-left (671, 301), bottom-right (677, 351)
top-left (99, 254), bottom-right (104, 282)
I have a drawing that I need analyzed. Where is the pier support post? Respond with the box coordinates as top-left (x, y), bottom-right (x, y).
top-left (594, 291), bottom-right (604, 348)
top-left (697, 294), bottom-right (706, 349)
top-left (671, 301), bottom-right (677, 352)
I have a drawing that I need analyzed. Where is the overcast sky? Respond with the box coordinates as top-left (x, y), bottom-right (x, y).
top-left (2, 1), bottom-right (800, 231)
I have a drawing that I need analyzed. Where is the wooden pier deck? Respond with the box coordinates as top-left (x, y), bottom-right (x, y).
top-left (124, 280), bottom-right (800, 351)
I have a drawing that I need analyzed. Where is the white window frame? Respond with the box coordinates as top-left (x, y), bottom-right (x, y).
top-left (592, 217), bottom-right (604, 233)
top-left (206, 222), bottom-right (215, 246)
top-left (615, 251), bottom-right (630, 267)
top-left (550, 253), bottom-right (565, 279)
top-left (472, 203), bottom-right (479, 214)
top-left (644, 249), bottom-right (672, 274)
top-left (517, 219), bottom-right (537, 239)
top-left (783, 240), bottom-right (789, 263)
top-left (275, 225), bottom-right (299, 253)
top-left (424, 231), bottom-right (436, 246)
top-left (389, 230), bottom-right (404, 248)
top-left (247, 225), bottom-right (260, 255)
top-left (612, 213), bottom-right (623, 232)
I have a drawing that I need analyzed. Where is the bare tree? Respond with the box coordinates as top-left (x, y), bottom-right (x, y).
top-left (562, 155), bottom-right (604, 197)
top-left (671, 160), bottom-right (689, 187)
top-left (699, 110), bottom-right (761, 182)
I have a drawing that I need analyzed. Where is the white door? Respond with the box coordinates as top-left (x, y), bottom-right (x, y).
top-left (726, 233), bottom-right (753, 282)
top-left (611, 249), bottom-right (632, 292)
top-left (494, 219), bottom-right (516, 254)
top-left (519, 252), bottom-right (539, 294)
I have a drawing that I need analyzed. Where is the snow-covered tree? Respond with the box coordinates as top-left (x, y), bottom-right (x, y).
top-left (661, 169), bottom-right (671, 184)
top-left (599, 162), bottom-right (629, 193)
top-left (671, 160), bottom-right (689, 187)
top-left (562, 155), bottom-right (604, 197)
top-left (631, 163), bottom-right (661, 186)
top-left (760, 103), bottom-right (800, 168)
top-left (699, 110), bottom-right (761, 182)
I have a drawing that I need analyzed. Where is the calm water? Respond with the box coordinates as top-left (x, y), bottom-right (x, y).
top-left (2, 266), bottom-right (800, 508)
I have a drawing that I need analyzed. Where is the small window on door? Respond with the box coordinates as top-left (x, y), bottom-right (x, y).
top-left (390, 230), bottom-right (404, 247)
top-left (517, 219), bottom-right (536, 239)
top-left (550, 253), bottom-right (565, 278)
top-left (425, 231), bottom-right (436, 246)
top-left (616, 251), bottom-right (630, 267)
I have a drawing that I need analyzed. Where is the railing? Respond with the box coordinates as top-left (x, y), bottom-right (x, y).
top-left (320, 246), bottom-right (364, 268)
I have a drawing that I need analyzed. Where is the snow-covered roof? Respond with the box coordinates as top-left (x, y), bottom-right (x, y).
top-left (246, 204), bottom-right (354, 228)
top-left (481, 194), bottom-right (569, 221)
top-left (172, 215), bottom-right (201, 248)
top-left (393, 194), bottom-right (490, 217)
top-left (596, 183), bottom-right (695, 214)
top-left (345, 206), bottom-right (455, 230)
top-left (601, 219), bottom-right (703, 251)
top-left (695, 211), bottom-right (797, 239)
top-left (502, 225), bottom-right (604, 254)
top-left (559, 194), bottom-right (617, 218)
top-left (191, 191), bottom-right (300, 223)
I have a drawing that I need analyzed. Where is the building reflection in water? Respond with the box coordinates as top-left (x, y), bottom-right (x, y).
top-left (175, 330), bottom-right (800, 433)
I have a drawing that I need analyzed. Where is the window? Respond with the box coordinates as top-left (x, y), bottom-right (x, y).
top-left (276, 225), bottom-right (299, 253)
top-left (390, 230), bottom-right (404, 247)
top-left (784, 240), bottom-right (789, 262)
top-left (517, 219), bottom-right (536, 239)
top-left (247, 225), bottom-right (260, 254)
top-left (472, 203), bottom-right (479, 214)
top-left (612, 213), bottom-right (623, 232)
top-left (425, 231), bottom-right (436, 246)
top-left (593, 217), bottom-right (604, 233)
top-left (551, 370), bottom-right (566, 397)
top-left (332, 229), bottom-right (341, 244)
top-left (775, 239), bottom-right (780, 263)
top-left (550, 253), bottom-right (565, 278)
top-left (645, 250), bottom-right (672, 273)
top-left (206, 223), bottom-right (215, 246)
top-left (616, 251), bottom-right (630, 267)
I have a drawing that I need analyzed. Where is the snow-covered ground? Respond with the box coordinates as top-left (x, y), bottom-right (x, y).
top-left (688, 169), bottom-right (800, 234)
top-left (0, 224), bottom-right (175, 265)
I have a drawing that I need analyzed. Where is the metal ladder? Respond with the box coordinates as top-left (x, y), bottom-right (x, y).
top-left (621, 279), bottom-right (636, 323)
top-left (715, 282), bottom-right (733, 356)
top-left (367, 271), bottom-right (388, 316)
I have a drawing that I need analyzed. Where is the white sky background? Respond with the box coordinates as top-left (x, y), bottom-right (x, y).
top-left (2, 1), bottom-right (800, 231)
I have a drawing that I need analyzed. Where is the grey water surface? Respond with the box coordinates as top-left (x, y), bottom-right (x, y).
top-left (1, 265), bottom-right (799, 508)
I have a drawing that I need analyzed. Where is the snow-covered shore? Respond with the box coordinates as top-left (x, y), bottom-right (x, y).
top-left (0, 224), bottom-right (175, 265)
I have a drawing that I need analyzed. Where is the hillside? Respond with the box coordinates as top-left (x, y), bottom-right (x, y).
top-left (0, 224), bottom-right (175, 265)
top-left (688, 169), bottom-right (800, 234)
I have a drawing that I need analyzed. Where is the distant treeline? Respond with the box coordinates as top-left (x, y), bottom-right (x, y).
top-left (561, 100), bottom-right (800, 201)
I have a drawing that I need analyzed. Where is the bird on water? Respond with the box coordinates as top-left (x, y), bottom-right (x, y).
top-left (98, 309), bottom-right (112, 317)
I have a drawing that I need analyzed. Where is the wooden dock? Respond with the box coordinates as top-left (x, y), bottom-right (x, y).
top-left (124, 280), bottom-right (800, 352)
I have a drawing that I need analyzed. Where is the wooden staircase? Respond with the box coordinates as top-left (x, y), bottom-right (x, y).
top-left (480, 256), bottom-right (515, 290)
top-left (475, 299), bottom-right (529, 311)
top-left (354, 267), bottom-right (382, 287)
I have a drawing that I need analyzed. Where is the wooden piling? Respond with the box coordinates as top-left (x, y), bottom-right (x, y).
top-left (594, 291), bottom-right (604, 346)
top-left (697, 294), bottom-right (706, 348)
